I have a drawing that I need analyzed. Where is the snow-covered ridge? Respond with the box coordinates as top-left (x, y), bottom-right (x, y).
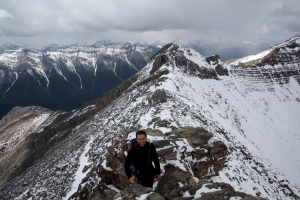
top-left (229, 48), bottom-right (277, 66)
top-left (228, 33), bottom-right (300, 66)
top-left (0, 38), bottom-right (299, 199)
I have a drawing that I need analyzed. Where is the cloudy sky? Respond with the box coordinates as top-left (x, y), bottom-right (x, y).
top-left (0, 0), bottom-right (300, 46)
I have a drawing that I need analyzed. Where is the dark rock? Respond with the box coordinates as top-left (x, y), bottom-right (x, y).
top-left (191, 149), bottom-right (207, 160)
top-left (151, 54), bottom-right (170, 74)
top-left (157, 147), bottom-right (177, 161)
top-left (150, 43), bottom-right (177, 75)
top-left (150, 89), bottom-right (167, 104)
top-left (205, 55), bottom-right (230, 76)
top-left (192, 141), bottom-right (228, 179)
top-left (174, 127), bottom-right (214, 147)
top-left (215, 64), bottom-right (229, 76)
top-left (205, 55), bottom-right (221, 65)
top-left (195, 182), bottom-right (266, 200)
top-left (150, 43), bottom-right (174, 61)
top-left (147, 192), bottom-right (165, 200)
top-left (122, 184), bottom-right (152, 200)
top-left (144, 129), bottom-right (164, 137)
top-left (155, 164), bottom-right (196, 199)
top-left (208, 141), bottom-right (228, 160)
top-left (152, 140), bottom-right (172, 148)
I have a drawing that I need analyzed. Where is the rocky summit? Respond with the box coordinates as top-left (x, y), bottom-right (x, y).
top-left (0, 36), bottom-right (300, 200)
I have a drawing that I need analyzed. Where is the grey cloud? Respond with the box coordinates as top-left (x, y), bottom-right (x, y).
top-left (0, 0), bottom-right (299, 46)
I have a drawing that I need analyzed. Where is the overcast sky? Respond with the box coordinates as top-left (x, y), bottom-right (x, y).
top-left (0, 0), bottom-right (300, 46)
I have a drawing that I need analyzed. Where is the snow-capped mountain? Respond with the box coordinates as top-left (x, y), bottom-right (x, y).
top-left (227, 33), bottom-right (300, 66)
top-left (0, 42), bottom-right (160, 119)
top-left (0, 39), bottom-right (271, 120)
top-left (0, 34), bottom-right (299, 199)
top-left (0, 42), bottom-right (23, 52)
top-left (173, 38), bottom-right (271, 62)
top-left (225, 33), bottom-right (300, 89)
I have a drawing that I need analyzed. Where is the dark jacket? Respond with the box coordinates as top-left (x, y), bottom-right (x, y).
top-left (124, 141), bottom-right (160, 179)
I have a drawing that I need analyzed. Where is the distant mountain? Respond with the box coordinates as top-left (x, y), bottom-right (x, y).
top-left (90, 39), bottom-right (118, 48)
top-left (0, 42), bottom-right (23, 52)
top-left (226, 33), bottom-right (300, 86)
top-left (140, 39), bottom-right (271, 61)
top-left (173, 38), bottom-right (271, 61)
top-left (226, 33), bottom-right (300, 66)
top-left (0, 34), bottom-right (299, 199)
top-left (0, 42), bottom-right (160, 119)
top-left (0, 39), bottom-right (272, 119)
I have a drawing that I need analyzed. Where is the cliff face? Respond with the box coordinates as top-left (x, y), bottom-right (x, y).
top-left (225, 34), bottom-right (300, 93)
top-left (0, 106), bottom-right (52, 185)
top-left (0, 41), bottom-right (299, 199)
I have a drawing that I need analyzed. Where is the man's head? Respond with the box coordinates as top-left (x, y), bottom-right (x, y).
top-left (136, 130), bottom-right (147, 147)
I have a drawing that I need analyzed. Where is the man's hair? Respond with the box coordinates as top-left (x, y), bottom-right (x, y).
top-left (136, 130), bottom-right (147, 138)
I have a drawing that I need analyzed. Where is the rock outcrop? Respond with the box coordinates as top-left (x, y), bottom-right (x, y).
top-left (205, 55), bottom-right (229, 76)
top-left (66, 127), bottom-right (266, 200)
top-left (150, 44), bottom-right (219, 79)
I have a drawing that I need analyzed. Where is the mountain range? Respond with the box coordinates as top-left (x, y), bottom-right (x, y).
top-left (0, 39), bottom-right (271, 120)
top-left (0, 34), bottom-right (299, 199)
top-left (0, 41), bottom-right (160, 119)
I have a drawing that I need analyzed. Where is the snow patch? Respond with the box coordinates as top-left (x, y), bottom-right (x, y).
top-left (64, 139), bottom-right (93, 199)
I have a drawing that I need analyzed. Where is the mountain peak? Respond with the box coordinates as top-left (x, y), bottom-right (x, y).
top-left (91, 39), bottom-right (117, 48)
top-left (149, 43), bottom-right (228, 78)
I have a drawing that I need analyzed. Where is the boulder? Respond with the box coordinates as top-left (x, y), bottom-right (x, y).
top-left (155, 164), bottom-right (196, 199)
top-left (120, 184), bottom-right (152, 200)
top-left (147, 192), bottom-right (165, 200)
top-left (173, 127), bottom-right (214, 147)
top-left (150, 89), bottom-right (168, 104)
top-left (144, 129), bottom-right (164, 137)
top-left (192, 141), bottom-right (228, 179)
top-left (194, 182), bottom-right (266, 200)
top-left (157, 146), bottom-right (177, 161)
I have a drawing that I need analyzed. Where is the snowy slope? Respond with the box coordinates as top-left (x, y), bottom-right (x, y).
top-left (0, 42), bottom-right (299, 199)
top-left (70, 44), bottom-right (300, 199)
top-left (113, 46), bottom-right (300, 197)
top-left (228, 33), bottom-right (300, 66)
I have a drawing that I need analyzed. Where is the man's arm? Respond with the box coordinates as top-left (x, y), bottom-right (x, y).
top-left (124, 149), bottom-right (134, 178)
top-left (151, 144), bottom-right (161, 175)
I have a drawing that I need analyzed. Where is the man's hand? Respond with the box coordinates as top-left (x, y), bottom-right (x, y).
top-left (156, 174), bottom-right (162, 181)
top-left (129, 177), bottom-right (136, 184)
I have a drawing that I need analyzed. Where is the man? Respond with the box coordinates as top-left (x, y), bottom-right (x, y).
top-left (124, 130), bottom-right (161, 187)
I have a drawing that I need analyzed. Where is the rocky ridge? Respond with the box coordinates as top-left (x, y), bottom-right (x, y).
top-left (0, 40), bottom-right (299, 199)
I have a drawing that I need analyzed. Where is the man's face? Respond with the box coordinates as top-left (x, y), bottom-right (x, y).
top-left (137, 134), bottom-right (147, 147)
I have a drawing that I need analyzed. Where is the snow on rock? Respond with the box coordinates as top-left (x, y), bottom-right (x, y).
top-left (0, 40), bottom-right (300, 200)
top-left (229, 48), bottom-right (276, 66)
top-left (228, 33), bottom-right (300, 67)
